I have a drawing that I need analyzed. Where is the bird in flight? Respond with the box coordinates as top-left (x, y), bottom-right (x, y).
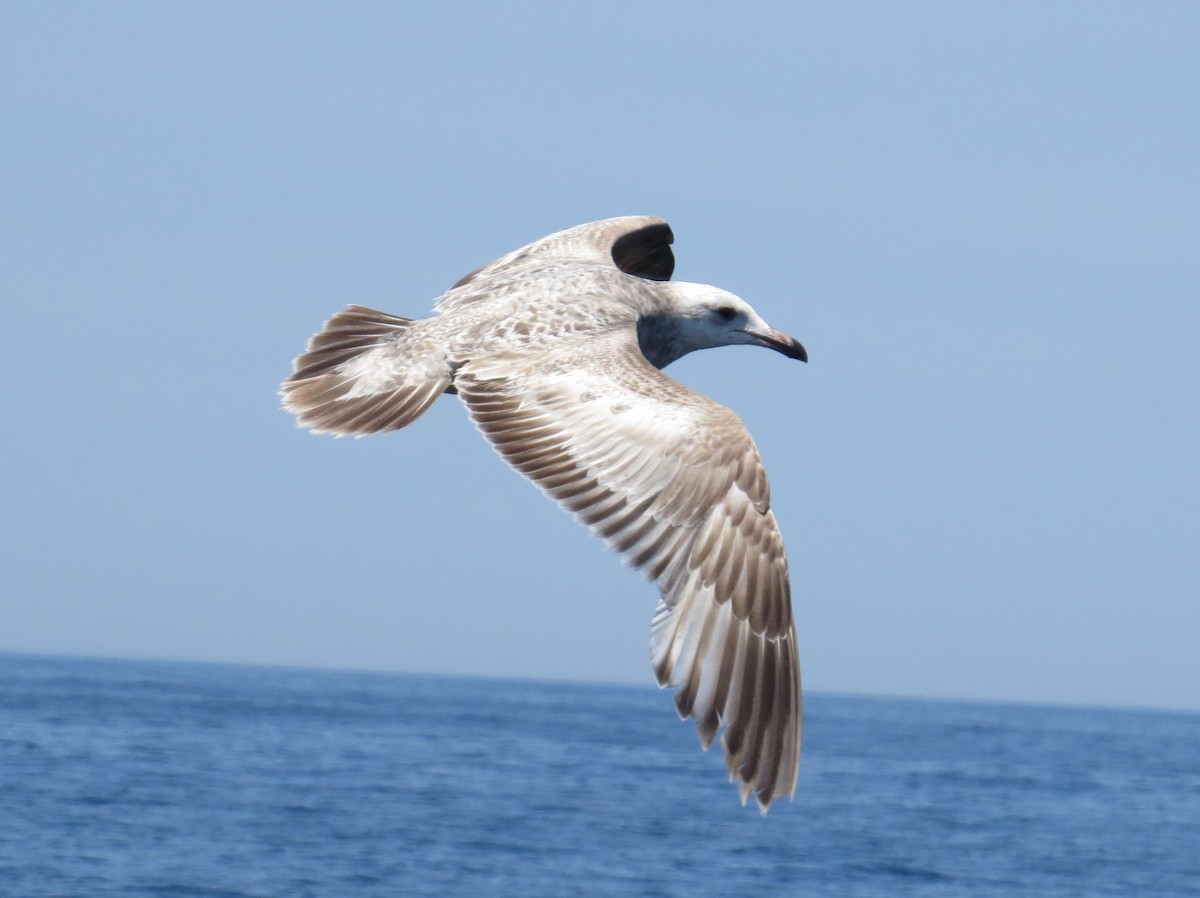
top-left (282, 216), bottom-right (807, 809)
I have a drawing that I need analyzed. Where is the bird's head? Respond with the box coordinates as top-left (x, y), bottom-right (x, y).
top-left (640, 283), bottom-right (807, 367)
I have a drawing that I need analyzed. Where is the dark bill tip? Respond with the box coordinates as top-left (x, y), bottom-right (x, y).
top-left (755, 328), bottom-right (808, 363)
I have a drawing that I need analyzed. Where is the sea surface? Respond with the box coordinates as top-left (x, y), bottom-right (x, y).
top-left (1, 653), bottom-right (1197, 897)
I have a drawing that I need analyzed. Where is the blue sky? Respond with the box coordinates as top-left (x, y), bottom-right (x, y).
top-left (2, 2), bottom-right (1197, 711)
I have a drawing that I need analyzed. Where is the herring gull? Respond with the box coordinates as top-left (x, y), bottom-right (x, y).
top-left (281, 216), bottom-right (807, 810)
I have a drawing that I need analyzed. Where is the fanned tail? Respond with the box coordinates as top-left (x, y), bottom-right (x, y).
top-left (281, 305), bottom-right (450, 436)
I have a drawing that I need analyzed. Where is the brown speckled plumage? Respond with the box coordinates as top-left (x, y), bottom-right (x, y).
top-left (281, 217), bottom-right (807, 810)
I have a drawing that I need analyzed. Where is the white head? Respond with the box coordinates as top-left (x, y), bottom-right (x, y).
top-left (636, 282), bottom-right (807, 370)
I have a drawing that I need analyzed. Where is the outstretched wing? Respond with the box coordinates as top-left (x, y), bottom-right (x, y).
top-left (456, 333), bottom-right (800, 810)
top-left (440, 216), bottom-right (674, 306)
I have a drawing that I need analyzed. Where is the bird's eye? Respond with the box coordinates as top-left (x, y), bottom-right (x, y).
top-left (715, 306), bottom-right (737, 322)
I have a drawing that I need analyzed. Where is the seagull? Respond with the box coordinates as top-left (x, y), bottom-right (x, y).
top-left (281, 216), bottom-right (807, 810)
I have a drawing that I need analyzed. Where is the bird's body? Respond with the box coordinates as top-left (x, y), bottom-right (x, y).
top-left (282, 216), bottom-right (807, 810)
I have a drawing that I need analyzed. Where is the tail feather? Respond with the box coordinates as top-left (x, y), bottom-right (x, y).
top-left (281, 305), bottom-right (450, 436)
top-left (291, 305), bottom-right (414, 379)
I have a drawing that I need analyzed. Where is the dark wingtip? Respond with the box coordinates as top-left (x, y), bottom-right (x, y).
top-left (612, 222), bottom-right (675, 281)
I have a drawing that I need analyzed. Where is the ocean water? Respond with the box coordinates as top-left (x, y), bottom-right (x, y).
top-left (1, 654), bottom-right (1197, 897)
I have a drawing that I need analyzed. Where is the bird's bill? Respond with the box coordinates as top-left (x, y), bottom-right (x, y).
top-left (750, 328), bottom-right (808, 363)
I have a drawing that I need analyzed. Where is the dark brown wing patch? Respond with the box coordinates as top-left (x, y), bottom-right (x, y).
top-left (611, 222), bottom-right (675, 281)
